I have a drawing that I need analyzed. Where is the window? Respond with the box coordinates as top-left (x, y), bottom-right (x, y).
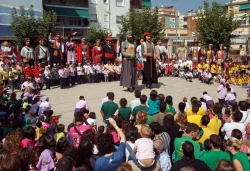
top-left (116, 16), bottom-right (122, 23)
top-left (89, 0), bottom-right (97, 3)
top-left (170, 18), bottom-right (175, 22)
top-left (90, 14), bottom-right (97, 22)
top-left (104, 14), bottom-right (108, 22)
top-left (241, 20), bottom-right (247, 25)
top-left (104, 0), bottom-right (108, 4)
top-left (116, 0), bottom-right (124, 6)
top-left (234, 6), bottom-right (239, 10)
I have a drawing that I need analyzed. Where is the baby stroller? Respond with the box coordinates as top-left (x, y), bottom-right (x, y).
top-left (172, 67), bottom-right (179, 77)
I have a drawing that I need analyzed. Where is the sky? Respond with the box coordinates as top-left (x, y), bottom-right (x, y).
top-left (152, 0), bottom-right (229, 14)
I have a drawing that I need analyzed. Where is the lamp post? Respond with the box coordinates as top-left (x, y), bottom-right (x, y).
top-left (173, 0), bottom-right (179, 55)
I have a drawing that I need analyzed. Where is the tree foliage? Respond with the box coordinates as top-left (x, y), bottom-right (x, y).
top-left (196, 0), bottom-right (243, 50)
top-left (11, 5), bottom-right (57, 47)
top-left (87, 26), bottom-right (112, 49)
top-left (119, 6), bottom-right (165, 44)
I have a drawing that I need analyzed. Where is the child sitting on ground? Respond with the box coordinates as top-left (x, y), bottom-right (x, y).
top-left (129, 124), bottom-right (155, 169)
top-left (54, 124), bottom-right (65, 142)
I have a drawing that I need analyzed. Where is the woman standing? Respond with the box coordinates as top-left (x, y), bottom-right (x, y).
top-left (44, 66), bottom-right (51, 90)
top-left (141, 32), bottom-right (158, 89)
top-left (66, 35), bottom-right (75, 64)
top-left (226, 137), bottom-right (250, 171)
top-left (21, 37), bottom-right (34, 65)
top-left (92, 39), bottom-right (103, 64)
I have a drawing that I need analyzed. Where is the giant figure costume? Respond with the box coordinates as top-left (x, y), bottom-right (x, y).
top-left (120, 31), bottom-right (138, 91)
top-left (141, 32), bottom-right (158, 88)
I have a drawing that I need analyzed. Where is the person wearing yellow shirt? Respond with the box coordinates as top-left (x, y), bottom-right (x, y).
top-left (197, 115), bottom-right (215, 145)
top-left (210, 62), bottom-right (216, 77)
top-left (186, 102), bottom-right (205, 116)
top-left (197, 62), bottom-right (203, 81)
top-left (230, 76), bottom-right (236, 85)
top-left (187, 105), bottom-right (202, 126)
top-left (203, 62), bottom-right (210, 71)
top-left (217, 64), bottom-right (222, 75)
top-left (207, 103), bottom-right (222, 135)
top-left (0, 67), bottom-right (3, 84)
top-left (238, 75), bottom-right (244, 86)
top-left (9, 67), bottom-right (17, 92)
top-left (2, 67), bottom-right (9, 89)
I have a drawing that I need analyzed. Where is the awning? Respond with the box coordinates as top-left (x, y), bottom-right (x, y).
top-left (49, 7), bottom-right (90, 18)
top-left (240, 3), bottom-right (250, 10)
top-left (142, 0), bottom-right (151, 7)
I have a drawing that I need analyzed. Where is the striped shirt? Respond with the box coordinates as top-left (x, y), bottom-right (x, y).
top-left (153, 132), bottom-right (171, 154)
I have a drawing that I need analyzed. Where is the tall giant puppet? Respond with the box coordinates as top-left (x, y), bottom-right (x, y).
top-left (120, 31), bottom-right (138, 92)
top-left (77, 37), bottom-right (90, 63)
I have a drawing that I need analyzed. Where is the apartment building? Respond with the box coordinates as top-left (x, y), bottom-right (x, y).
top-left (0, 0), bottom-right (43, 40)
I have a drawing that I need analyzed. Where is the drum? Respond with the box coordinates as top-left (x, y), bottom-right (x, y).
top-left (109, 71), bottom-right (114, 75)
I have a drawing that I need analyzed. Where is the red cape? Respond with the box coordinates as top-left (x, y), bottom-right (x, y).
top-left (77, 43), bottom-right (90, 63)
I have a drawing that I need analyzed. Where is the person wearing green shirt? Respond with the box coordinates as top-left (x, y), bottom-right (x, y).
top-left (101, 92), bottom-right (118, 124)
top-left (226, 137), bottom-right (250, 171)
top-left (174, 123), bottom-right (200, 162)
top-left (132, 94), bottom-right (148, 118)
top-left (164, 95), bottom-right (176, 115)
top-left (200, 134), bottom-right (231, 171)
top-left (117, 98), bottom-right (131, 121)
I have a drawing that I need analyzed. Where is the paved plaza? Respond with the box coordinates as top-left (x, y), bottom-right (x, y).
top-left (17, 77), bottom-right (248, 127)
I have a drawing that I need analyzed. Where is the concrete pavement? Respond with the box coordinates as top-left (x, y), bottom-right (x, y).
top-left (16, 77), bottom-right (248, 127)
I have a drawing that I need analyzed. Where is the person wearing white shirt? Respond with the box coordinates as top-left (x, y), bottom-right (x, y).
top-left (75, 96), bottom-right (89, 113)
top-left (129, 90), bottom-right (141, 111)
top-left (221, 111), bottom-right (245, 140)
top-left (203, 91), bottom-right (214, 106)
top-left (21, 80), bottom-right (30, 91)
top-left (100, 92), bottom-right (109, 107)
top-left (224, 87), bottom-right (236, 106)
top-left (86, 62), bottom-right (94, 83)
top-left (136, 39), bottom-right (144, 62)
top-left (238, 101), bottom-right (250, 126)
top-left (156, 40), bottom-right (168, 62)
top-left (185, 59), bottom-right (193, 70)
top-left (154, 140), bottom-right (172, 171)
top-left (38, 96), bottom-right (52, 116)
top-left (202, 70), bottom-right (213, 84)
top-left (185, 70), bottom-right (193, 82)
top-left (226, 84), bottom-right (237, 98)
top-left (76, 63), bottom-right (83, 84)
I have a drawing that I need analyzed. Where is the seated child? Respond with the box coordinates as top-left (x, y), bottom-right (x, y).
top-left (129, 124), bottom-right (155, 168)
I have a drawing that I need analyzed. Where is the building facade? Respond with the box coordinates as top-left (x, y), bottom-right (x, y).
top-left (0, 0), bottom-right (43, 40)
top-left (225, 0), bottom-right (250, 56)
top-left (43, 0), bottom-right (90, 40)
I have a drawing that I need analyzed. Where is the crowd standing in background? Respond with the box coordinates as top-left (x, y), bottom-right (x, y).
top-left (0, 31), bottom-right (250, 171)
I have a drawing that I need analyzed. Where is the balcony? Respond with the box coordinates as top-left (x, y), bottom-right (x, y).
top-left (43, 0), bottom-right (88, 8)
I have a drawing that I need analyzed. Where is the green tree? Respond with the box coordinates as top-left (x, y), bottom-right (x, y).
top-left (11, 5), bottom-right (57, 47)
top-left (87, 26), bottom-right (112, 49)
top-left (119, 6), bottom-right (165, 44)
top-left (196, 0), bottom-right (243, 50)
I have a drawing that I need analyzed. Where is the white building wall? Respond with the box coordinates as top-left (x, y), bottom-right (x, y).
top-left (88, 0), bottom-right (130, 37)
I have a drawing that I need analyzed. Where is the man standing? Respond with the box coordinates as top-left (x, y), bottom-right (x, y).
top-left (75, 96), bottom-right (89, 113)
top-left (35, 35), bottom-right (50, 65)
top-left (120, 31), bottom-right (138, 92)
top-left (103, 36), bottom-right (116, 64)
top-left (77, 37), bottom-right (90, 63)
top-left (141, 32), bottom-right (158, 89)
top-left (156, 40), bottom-right (168, 62)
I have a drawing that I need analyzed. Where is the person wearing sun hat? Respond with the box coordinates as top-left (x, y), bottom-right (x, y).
top-left (103, 36), bottom-right (116, 64)
top-left (141, 32), bottom-right (158, 89)
top-left (34, 35), bottom-right (50, 65)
